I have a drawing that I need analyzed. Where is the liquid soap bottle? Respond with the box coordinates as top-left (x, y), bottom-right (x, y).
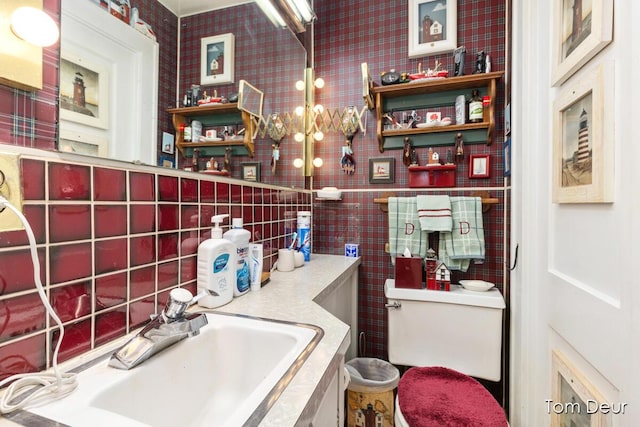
top-left (197, 214), bottom-right (235, 308)
top-left (223, 218), bottom-right (251, 296)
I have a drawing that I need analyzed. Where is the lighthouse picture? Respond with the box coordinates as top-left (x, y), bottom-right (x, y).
top-left (561, 92), bottom-right (593, 187)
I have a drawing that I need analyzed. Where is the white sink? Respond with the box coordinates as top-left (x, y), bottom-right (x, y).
top-left (22, 312), bottom-right (322, 427)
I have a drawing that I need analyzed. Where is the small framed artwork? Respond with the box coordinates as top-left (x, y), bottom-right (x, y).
top-left (369, 158), bottom-right (395, 184)
top-left (552, 62), bottom-right (613, 203)
top-left (58, 128), bottom-right (108, 157)
top-left (551, 0), bottom-right (613, 86)
top-left (550, 350), bottom-right (611, 427)
top-left (201, 33), bottom-right (235, 86)
top-left (408, 0), bottom-right (457, 58)
top-left (161, 132), bottom-right (175, 155)
top-left (469, 154), bottom-right (490, 178)
top-left (59, 51), bottom-right (109, 129)
top-left (503, 138), bottom-right (511, 177)
top-left (242, 162), bottom-right (261, 182)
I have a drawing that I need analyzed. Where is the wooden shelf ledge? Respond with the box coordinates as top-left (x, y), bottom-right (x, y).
top-left (373, 191), bottom-right (499, 213)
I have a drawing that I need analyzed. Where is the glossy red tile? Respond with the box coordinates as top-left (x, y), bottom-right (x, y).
top-left (49, 205), bottom-right (91, 243)
top-left (158, 261), bottom-right (178, 290)
top-left (0, 334), bottom-right (47, 381)
top-left (94, 168), bottom-right (126, 201)
top-left (158, 204), bottom-right (179, 231)
top-left (199, 205), bottom-right (215, 227)
top-left (95, 238), bottom-right (128, 275)
top-left (95, 309), bottom-right (127, 347)
top-left (130, 297), bottom-right (155, 329)
top-left (0, 205), bottom-right (46, 247)
top-left (0, 294), bottom-right (46, 343)
top-left (129, 172), bottom-right (155, 201)
top-left (243, 205), bottom-right (253, 223)
top-left (95, 205), bottom-right (127, 238)
top-left (200, 180), bottom-right (215, 202)
top-left (130, 204), bottom-right (156, 234)
top-left (21, 159), bottom-right (45, 200)
top-left (49, 163), bottom-right (90, 200)
top-left (230, 184), bottom-right (241, 203)
top-left (180, 256), bottom-right (197, 283)
top-left (52, 319), bottom-right (92, 363)
top-left (130, 236), bottom-right (155, 267)
top-left (95, 272), bottom-right (127, 311)
top-left (215, 182), bottom-right (229, 202)
top-left (180, 231), bottom-right (201, 257)
top-left (50, 282), bottom-right (91, 323)
top-left (0, 248), bottom-right (46, 294)
top-left (180, 178), bottom-right (198, 202)
top-left (158, 175), bottom-right (178, 201)
top-left (130, 266), bottom-right (155, 299)
top-left (158, 233), bottom-right (179, 261)
top-left (50, 243), bottom-right (92, 284)
top-left (181, 205), bottom-right (199, 229)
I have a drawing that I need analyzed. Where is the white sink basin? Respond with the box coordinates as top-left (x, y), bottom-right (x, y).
top-left (22, 312), bottom-right (322, 427)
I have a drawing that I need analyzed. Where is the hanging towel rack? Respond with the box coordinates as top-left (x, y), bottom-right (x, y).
top-left (373, 191), bottom-right (499, 213)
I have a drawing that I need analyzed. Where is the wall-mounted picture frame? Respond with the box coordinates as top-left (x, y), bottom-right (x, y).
top-left (59, 51), bottom-right (109, 129)
top-left (551, 0), bottom-right (613, 86)
top-left (552, 62), bottom-right (613, 203)
top-left (369, 158), bottom-right (395, 184)
top-left (469, 154), bottom-right (490, 178)
top-left (551, 350), bottom-right (610, 427)
top-left (408, 0), bottom-right (457, 58)
top-left (242, 162), bottom-right (261, 182)
top-left (161, 132), bottom-right (175, 155)
top-left (58, 128), bottom-right (108, 158)
top-left (201, 33), bottom-right (235, 86)
top-left (503, 138), bottom-right (511, 177)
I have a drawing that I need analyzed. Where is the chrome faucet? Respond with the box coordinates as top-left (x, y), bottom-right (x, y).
top-left (109, 288), bottom-right (208, 370)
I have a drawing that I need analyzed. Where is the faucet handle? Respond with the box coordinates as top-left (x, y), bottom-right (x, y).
top-left (164, 288), bottom-right (194, 319)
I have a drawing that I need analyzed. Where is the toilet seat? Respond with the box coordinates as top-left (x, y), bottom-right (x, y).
top-left (396, 367), bottom-right (508, 427)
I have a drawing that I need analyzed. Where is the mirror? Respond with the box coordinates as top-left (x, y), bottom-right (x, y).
top-left (55, 1), bottom-right (306, 188)
top-left (238, 80), bottom-right (264, 119)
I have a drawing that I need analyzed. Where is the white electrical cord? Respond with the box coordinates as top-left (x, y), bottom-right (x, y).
top-left (0, 196), bottom-right (78, 414)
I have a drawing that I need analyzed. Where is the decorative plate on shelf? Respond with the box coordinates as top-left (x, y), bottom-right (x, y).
top-left (459, 280), bottom-right (495, 292)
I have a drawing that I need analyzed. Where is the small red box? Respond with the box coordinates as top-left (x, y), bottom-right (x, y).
top-left (408, 164), bottom-right (456, 188)
top-left (394, 257), bottom-right (423, 288)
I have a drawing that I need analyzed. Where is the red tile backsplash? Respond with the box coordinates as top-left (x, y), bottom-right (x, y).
top-left (130, 172), bottom-right (155, 201)
top-left (0, 205), bottom-right (46, 247)
top-left (0, 248), bottom-right (46, 294)
top-left (0, 334), bottom-right (47, 381)
top-left (130, 266), bottom-right (156, 299)
top-left (50, 282), bottom-right (91, 323)
top-left (95, 238), bottom-right (128, 275)
top-left (158, 204), bottom-right (179, 231)
top-left (158, 175), bottom-right (179, 201)
top-left (95, 272), bottom-right (127, 311)
top-left (130, 204), bottom-right (156, 234)
top-left (49, 163), bottom-right (91, 200)
top-left (0, 294), bottom-right (46, 343)
top-left (130, 236), bottom-right (156, 267)
top-left (49, 205), bottom-right (91, 243)
top-left (49, 243), bottom-right (92, 284)
top-left (94, 168), bottom-right (126, 201)
top-left (21, 159), bottom-right (45, 200)
top-left (95, 205), bottom-right (127, 238)
top-left (180, 178), bottom-right (198, 202)
top-left (158, 233), bottom-right (179, 261)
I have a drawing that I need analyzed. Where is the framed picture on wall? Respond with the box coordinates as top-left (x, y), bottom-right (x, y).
top-left (550, 350), bottom-right (611, 427)
top-left (242, 162), bottom-right (260, 182)
top-left (59, 51), bottom-right (109, 129)
top-left (552, 62), bottom-right (613, 203)
top-left (503, 138), bottom-right (511, 177)
top-left (201, 33), bottom-right (235, 86)
top-left (469, 154), bottom-right (490, 179)
top-left (369, 158), bottom-right (395, 184)
top-left (408, 0), bottom-right (457, 58)
top-left (58, 128), bottom-right (108, 157)
top-left (551, 0), bottom-right (613, 86)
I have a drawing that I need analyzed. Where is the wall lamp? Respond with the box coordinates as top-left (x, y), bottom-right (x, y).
top-left (255, 0), bottom-right (316, 33)
top-left (0, 1), bottom-right (60, 91)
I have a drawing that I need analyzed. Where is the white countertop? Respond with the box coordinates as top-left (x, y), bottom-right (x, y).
top-left (0, 254), bottom-right (361, 427)
top-left (213, 254), bottom-right (361, 426)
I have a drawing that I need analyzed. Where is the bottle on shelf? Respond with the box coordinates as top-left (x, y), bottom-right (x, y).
top-left (468, 89), bottom-right (483, 123)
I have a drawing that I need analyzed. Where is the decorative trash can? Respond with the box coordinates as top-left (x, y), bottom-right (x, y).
top-left (345, 358), bottom-right (400, 427)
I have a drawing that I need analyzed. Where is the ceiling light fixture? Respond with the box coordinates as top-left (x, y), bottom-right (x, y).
top-left (10, 6), bottom-right (59, 47)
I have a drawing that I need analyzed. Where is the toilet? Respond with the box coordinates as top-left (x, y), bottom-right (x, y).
top-left (384, 279), bottom-right (508, 426)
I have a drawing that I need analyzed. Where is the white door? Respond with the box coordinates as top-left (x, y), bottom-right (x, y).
top-left (510, 1), bottom-right (640, 426)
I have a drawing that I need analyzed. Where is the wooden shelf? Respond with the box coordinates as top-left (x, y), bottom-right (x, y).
top-left (372, 72), bottom-right (504, 152)
top-left (166, 103), bottom-right (255, 157)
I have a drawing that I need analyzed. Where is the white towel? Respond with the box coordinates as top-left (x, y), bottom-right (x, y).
top-left (417, 195), bottom-right (452, 232)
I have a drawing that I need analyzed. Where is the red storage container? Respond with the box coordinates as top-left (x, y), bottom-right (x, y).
top-left (408, 164), bottom-right (456, 188)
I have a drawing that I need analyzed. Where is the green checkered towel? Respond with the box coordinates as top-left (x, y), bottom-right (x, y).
top-left (388, 197), bottom-right (428, 258)
top-left (439, 196), bottom-right (485, 271)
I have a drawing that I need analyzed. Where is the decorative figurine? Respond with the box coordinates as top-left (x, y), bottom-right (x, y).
top-left (425, 248), bottom-right (451, 291)
top-left (474, 50), bottom-right (486, 74)
top-left (455, 133), bottom-right (465, 163)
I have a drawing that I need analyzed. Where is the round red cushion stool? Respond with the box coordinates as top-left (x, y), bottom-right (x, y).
top-left (396, 366), bottom-right (508, 426)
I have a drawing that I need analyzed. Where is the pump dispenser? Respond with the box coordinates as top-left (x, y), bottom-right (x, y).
top-left (196, 214), bottom-right (235, 308)
top-left (223, 218), bottom-right (251, 296)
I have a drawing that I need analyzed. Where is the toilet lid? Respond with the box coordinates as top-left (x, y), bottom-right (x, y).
top-left (397, 366), bottom-right (508, 426)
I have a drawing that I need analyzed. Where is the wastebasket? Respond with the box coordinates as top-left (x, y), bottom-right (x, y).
top-left (345, 358), bottom-right (400, 427)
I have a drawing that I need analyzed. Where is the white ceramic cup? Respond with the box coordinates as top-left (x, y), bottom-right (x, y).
top-left (294, 251), bottom-right (304, 268)
top-left (277, 249), bottom-right (295, 272)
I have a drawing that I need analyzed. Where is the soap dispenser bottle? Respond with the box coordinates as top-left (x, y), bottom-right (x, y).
top-left (223, 218), bottom-right (251, 296)
top-left (196, 214), bottom-right (235, 308)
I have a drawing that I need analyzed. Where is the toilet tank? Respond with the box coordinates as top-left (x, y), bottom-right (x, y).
top-left (384, 279), bottom-right (505, 381)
